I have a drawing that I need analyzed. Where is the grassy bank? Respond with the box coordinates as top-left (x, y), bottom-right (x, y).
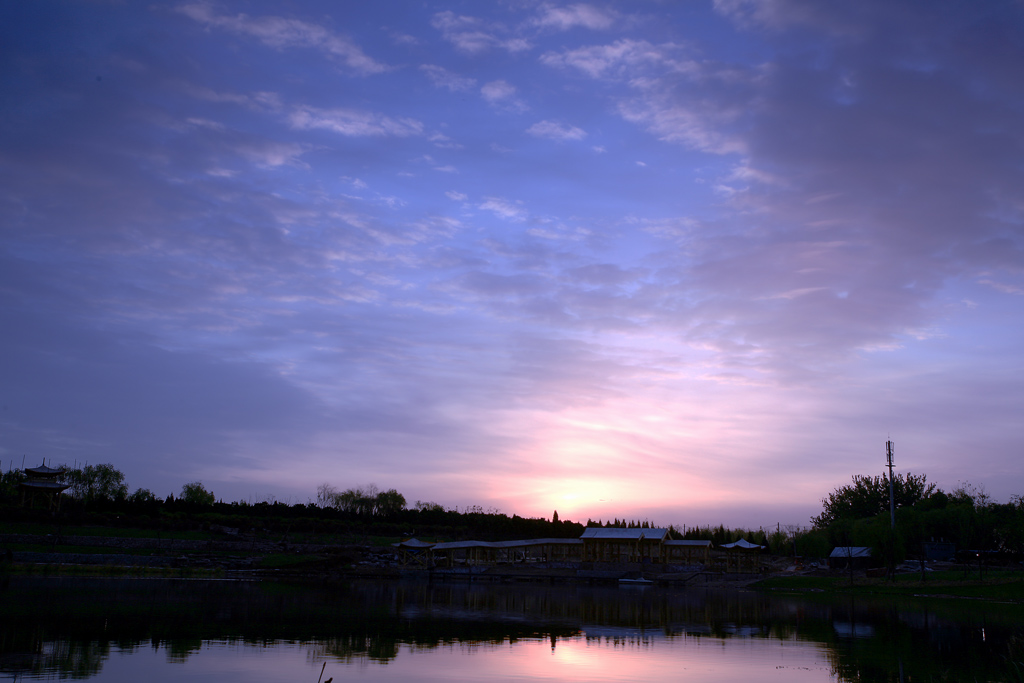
top-left (0, 561), bottom-right (224, 578)
top-left (753, 570), bottom-right (1024, 602)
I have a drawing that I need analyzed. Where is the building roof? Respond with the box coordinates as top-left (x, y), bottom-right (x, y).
top-left (393, 538), bottom-right (436, 549)
top-left (432, 540), bottom-right (500, 550)
top-left (487, 538), bottom-right (583, 548)
top-left (829, 546), bottom-right (872, 558)
top-left (580, 527), bottom-right (669, 541)
top-left (720, 538), bottom-right (765, 550)
top-left (25, 464), bottom-right (64, 476)
top-left (520, 538), bottom-right (583, 546)
top-left (20, 480), bottom-right (70, 491)
top-left (664, 540), bottom-right (712, 547)
top-left (397, 538), bottom-right (584, 551)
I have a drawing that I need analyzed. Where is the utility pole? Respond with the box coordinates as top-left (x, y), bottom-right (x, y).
top-left (886, 440), bottom-right (895, 529)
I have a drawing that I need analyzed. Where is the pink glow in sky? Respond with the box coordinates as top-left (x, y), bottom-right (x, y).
top-left (2, 1), bottom-right (1023, 528)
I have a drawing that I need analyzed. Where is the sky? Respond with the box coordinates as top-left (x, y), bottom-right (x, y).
top-left (2, 0), bottom-right (1023, 529)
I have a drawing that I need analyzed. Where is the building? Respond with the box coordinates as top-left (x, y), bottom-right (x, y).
top-left (394, 528), bottom-right (718, 570)
top-left (580, 527), bottom-right (670, 563)
top-left (19, 463), bottom-right (70, 511)
top-left (828, 546), bottom-right (874, 570)
top-left (663, 539), bottom-right (712, 566)
top-left (716, 538), bottom-right (766, 573)
top-left (394, 538), bottom-right (585, 567)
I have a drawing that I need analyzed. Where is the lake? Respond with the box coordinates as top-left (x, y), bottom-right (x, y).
top-left (1, 575), bottom-right (1021, 682)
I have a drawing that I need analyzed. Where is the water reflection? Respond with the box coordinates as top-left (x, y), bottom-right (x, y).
top-left (0, 576), bottom-right (1020, 681)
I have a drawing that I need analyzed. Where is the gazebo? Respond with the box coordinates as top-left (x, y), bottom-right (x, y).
top-left (392, 538), bottom-right (436, 567)
top-left (717, 538), bottom-right (766, 573)
top-left (20, 463), bottom-right (70, 511)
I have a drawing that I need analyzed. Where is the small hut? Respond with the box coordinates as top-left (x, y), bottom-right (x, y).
top-left (392, 538), bottom-right (436, 567)
top-left (828, 546), bottom-right (873, 570)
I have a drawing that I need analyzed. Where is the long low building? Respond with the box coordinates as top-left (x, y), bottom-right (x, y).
top-left (431, 538), bottom-right (582, 566)
top-left (394, 538), bottom-right (583, 567)
top-left (395, 528), bottom-right (714, 567)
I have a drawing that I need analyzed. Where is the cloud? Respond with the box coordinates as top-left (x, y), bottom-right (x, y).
top-left (289, 106), bottom-right (423, 137)
top-left (542, 39), bottom-right (751, 153)
top-left (177, 3), bottom-right (387, 74)
top-left (978, 279), bottom-right (1024, 295)
top-left (178, 84), bottom-right (284, 111)
top-left (481, 80), bottom-right (516, 103)
top-left (534, 4), bottom-right (618, 31)
top-left (431, 10), bottom-right (532, 54)
top-left (618, 95), bottom-right (747, 154)
top-left (536, 3), bottom-right (1024, 388)
top-left (526, 120), bottom-right (587, 141)
top-left (481, 80), bottom-right (529, 111)
top-left (6, 0), bottom-right (1024, 522)
top-left (0, 303), bottom-right (325, 482)
top-left (390, 32), bottom-right (419, 46)
top-left (479, 197), bottom-right (528, 221)
top-left (428, 132), bottom-right (463, 149)
top-left (566, 263), bottom-right (647, 286)
top-left (236, 141), bottom-right (308, 168)
top-left (540, 39), bottom-right (691, 79)
top-left (713, 0), bottom-right (867, 36)
top-left (420, 64), bottom-right (476, 91)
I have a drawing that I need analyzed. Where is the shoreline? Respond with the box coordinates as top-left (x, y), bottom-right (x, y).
top-left (4, 530), bottom-right (1021, 603)
top-left (4, 558), bottom-right (1021, 603)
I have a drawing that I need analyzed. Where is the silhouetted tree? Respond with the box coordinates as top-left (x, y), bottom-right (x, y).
top-left (812, 472), bottom-right (934, 528)
top-left (66, 464), bottom-right (128, 504)
top-left (128, 488), bottom-right (158, 504)
top-left (180, 481), bottom-right (215, 506)
top-left (316, 483), bottom-right (340, 508)
top-left (375, 489), bottom-right (406, 518)
top-left (0, 468), bottom-right (26, 502)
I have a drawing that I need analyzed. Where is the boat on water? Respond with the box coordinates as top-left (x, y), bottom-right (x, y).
top-left (618, 577), bottom-right (653, 585)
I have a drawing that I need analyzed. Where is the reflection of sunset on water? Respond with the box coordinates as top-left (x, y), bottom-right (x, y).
top-left (7, 578), bottom-right (1016, 682)
top-left (545, 638), bottom-right (613, 678)
top-left (359, 636), bottom-right (834, 683)
top-left (85, 636), bottom-right (834, 682)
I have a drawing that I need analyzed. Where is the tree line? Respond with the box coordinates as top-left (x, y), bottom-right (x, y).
top-left (316, 483), bottom-right (407, 517)
top-left (0, 464), bottom-right (584, 541)
top-left (6, 461), bottom-right (1019, 561)
top-left (2, 462), bottom-right (216, 508)
top-left (802, 471), bottom-right (1024, 565)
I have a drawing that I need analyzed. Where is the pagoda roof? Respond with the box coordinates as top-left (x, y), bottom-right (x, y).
top-left (25, 464), bottom-right (64, 476)
top-left (20, 480), bottom-right (70, 491)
